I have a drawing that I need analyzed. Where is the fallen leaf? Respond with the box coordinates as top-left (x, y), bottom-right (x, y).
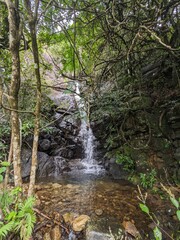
top-left (122, 220), bottom-right (140, 238)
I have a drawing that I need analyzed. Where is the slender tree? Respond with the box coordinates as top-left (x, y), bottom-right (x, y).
top-left (23, 0), bottom-right (42, 196)
top-left (5, 0), bottom-right (22, 186)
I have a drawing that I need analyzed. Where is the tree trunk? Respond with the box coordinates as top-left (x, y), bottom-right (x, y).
top-left (4, 133), bottom-right (13, 187)
top-left (23, 0), bottom-right (41, 196)
top-left (5, 0), bottom-right (22, 187)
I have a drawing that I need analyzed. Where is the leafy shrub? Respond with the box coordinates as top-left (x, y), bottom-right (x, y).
top-left (139, 169), bottom-right (157, 189)
top-left (0, 162), bottom-right (36, 240)
top-left (115, 153), bottom-right (135, 172)
top-left (21, 120), bottom-right (34, 137)
top-left (0, 161), bottom-right (10, 182)
top-left (0, 188), bottom-right (36, 240)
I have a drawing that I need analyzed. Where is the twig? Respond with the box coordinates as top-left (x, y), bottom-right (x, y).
top-left (137, 185), bottom-right (147, 204)
top-left (33, 207), bottom-right (69, 234)
top-left (140, 25), bottom-right (178, 52)
top-left (1, 102), bottom-right (35, 115)
top-left (137, 186), bottom-right (175, 240)
top-left (34, 220), bottom-right (49, 232)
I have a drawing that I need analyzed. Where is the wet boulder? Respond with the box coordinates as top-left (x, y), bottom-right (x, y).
top-left (21, 149), bottom-right (53, 178)
top-left (39, 139), bottom-right (51, 151)
top-left (50, 147), bottom-right (74, 159)
top-left (109, 163), bottom-right (129, 180)
top-left (21, 148), bottom-right (32, 178)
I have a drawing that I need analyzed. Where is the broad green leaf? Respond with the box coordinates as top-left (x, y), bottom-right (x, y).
top-left (170, 197), bottom-right (179, 209)
top-left (176, 210), bottom-right (180, 221)
top-left (0, 175), bottom-right (3, 182)
top-left (0, 167), bottom-right (6, 174)
top-left (153, 227), bottom-right (162, 240)
top-left (0, 162), bottom-right (10, 167)
top-left (139, 203), bottom-right (149, 214)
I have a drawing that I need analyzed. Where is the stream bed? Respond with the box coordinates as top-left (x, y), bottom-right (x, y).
top-left (34, 169), bottom-right (177, 240)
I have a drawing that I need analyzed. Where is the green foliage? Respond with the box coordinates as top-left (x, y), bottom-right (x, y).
top-left (21, 120), bottom-right (34, 137)
top-left (105, 149), bottom-right (135, 172)
top-left (139, 169), bottom-right (157, 189)
top-left (170, 196), bottom-right (180, 221)
top-left (0, 161), bottom-right (10, 183)
top-left (0, 187), bottom-right (36, 240)
top-left (177, 210), bottom-right (180, 221)
top-left (139, 185), bottom-right (180, 240)
top-left (0, 221), bottom-right (14, 240)
top-left (115, 153), bottom-right (135, 172)
top-left (139, 203), bottom-right (149, 215)
top-left (0, 124), bottom-right (10, 137)
top-left (153, 226), bottom-right (162, 240)
top-left (0, 2), bottom-right (9, 49)
top-left (14, 197), bottom-right (36, 240)
top-left (0, 187), bottom-right (21, 210)
top-left (139, 197), bottom-right (162, 240)
top-left (170, 197), bottom-right (179, 209)
top-left (0, 120), bottom-right (10, 161)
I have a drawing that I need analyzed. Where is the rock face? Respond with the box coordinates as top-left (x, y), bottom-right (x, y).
top-left (92, 95), bottom-right (180, 181)
top-left (21, 92), bottom-right (83, 179)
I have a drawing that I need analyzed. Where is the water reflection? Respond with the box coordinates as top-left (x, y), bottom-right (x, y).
top-left (37, 173), bottom-right (149, 237)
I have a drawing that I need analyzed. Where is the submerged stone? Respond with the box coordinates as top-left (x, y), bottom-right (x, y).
top-left (51, 225), bottom-right (61, 240)
top-left (63, 212), bottom-right (77, 224)
top-left (95, 209), bottom-right (103, 216)
top-left (43, 232), bottom-right (51, 240)
top-left (72, 215), bottom-right (90, 232)
top-left (86, 230), bottom-right (113, 240)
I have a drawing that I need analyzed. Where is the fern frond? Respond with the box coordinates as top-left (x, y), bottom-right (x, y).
top-left (0, 191), bottom-right (14, 211)
top-left (15, 197), bottom-right (36, 240)
top-left (0, 221), bottom-right (14, 239)
top-left (26, 212), bottom-right (36, 236)
top-left (21, 212), bottom-right (36, 240)
top-left (18, 197), bottom-right (35, 214)
top-left (0, 195), bottom-right (36, 240)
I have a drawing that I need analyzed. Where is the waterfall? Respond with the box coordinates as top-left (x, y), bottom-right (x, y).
top-left (75, 82), bottom-right (99, 172)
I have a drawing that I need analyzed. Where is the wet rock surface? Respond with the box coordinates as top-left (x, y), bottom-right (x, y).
top-left (21, 92), bottom-right (84, 179)
top-left (92, 99), bottom-right (180, 181)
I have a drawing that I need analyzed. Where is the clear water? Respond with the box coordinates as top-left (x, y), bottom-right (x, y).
top-left (37, 176), bottom-right (150, 239)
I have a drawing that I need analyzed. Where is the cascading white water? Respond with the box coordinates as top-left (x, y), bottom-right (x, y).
top-left (75, 82), bottom-right (101, 173)
top-left (79, 119), bottom-right (95, 166)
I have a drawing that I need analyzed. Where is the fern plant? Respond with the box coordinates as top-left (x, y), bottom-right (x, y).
top-left (0, 221), bottom-right (14, 240)
top-left (0, 159), bottom-right (36, 240)
top-left (15, 197), bottom-right (36, 240)
top-left (0, 190), bottom-right (36, 240)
